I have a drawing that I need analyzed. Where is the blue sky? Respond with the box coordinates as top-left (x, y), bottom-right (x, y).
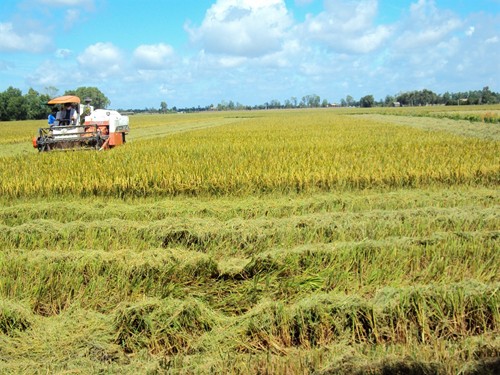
top-left (0, 0), bottom-right (499, 109)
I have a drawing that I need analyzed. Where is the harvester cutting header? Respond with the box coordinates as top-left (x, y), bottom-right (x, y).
top-left (33, 95), bottom-right (130, 151)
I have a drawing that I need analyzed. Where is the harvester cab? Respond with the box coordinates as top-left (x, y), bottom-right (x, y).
top-left (33, 95), bottom-right (130, 152)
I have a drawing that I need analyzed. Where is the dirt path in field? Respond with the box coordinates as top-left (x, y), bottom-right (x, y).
top-left (0, 143), bottom-right (34, 158)
top-left (128, 117), bottom-right (247, 142)
top-left (354, 114), bottom-right (500, 140)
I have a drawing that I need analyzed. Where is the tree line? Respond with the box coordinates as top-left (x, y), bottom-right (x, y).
top-left (1, 85), bottom-right (499, 120)
top-left (168, 87), bottom-right (499, 113)
top-left (0, 86), bottom-right (110, 121)
top-left (384, 87), bottom-right (499, 107)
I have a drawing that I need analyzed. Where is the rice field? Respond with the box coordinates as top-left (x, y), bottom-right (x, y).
top-left (0, 107), bottom-right (499, 374)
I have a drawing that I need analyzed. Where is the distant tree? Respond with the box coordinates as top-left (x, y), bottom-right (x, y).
top-left (345, 95), bottom-right (354, 107)
top-left (65, 87), bottom-right (110, 109)
top-left (160, 101), bottom-right (168, 113)
top-left (25, 88), bottom-right (50, 120)
top-left (310, 94), bottom-right (321, 107)
top-left (0, 87), bottom-right (26, 120)
top-left (468, 91), bottom-right (480, 105)
top-left (396, 91), bottom-right (411, 106)
top-left (481, 86), bottom-right (496, 104)
top-left (340, 98), bottom-right (347, 107)
top-left (44, 86), bottom-right (59, 98)
top-left (301, 94), bottom-right (321, 108)
top-left (269, 99), bottom-right (281, 109)
top-left (217, 100), bottom-right (228, 111)
top-left (423, 89), bottom-right (439, 105)
top-left (321, 99), bottom-right (329, 107)
top-left (0, 90), bottom-right (7, 120)
top-left (442, 92), bottom-right (451, 105)
top-left (384, 95), bottom-right (395, 107)
top-left (360, 95), bottom-right (375, 108)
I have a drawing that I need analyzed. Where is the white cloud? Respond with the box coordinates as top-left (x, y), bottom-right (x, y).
top-left (186, 0), bottom-right (293, 57)
top-left (159, 84), bottom-right (175, 95)
top-left (0, 22), bottom-right (51, 53)
top-left (133, 43), bottom-right (174, 70)
top-left (0, 60), bottom-right (13, 71)
top-left (256, 39), bottom-right (302, 68)
top-left (323, 0), bottom-right (378, 33)
top-left (218, 56), bottom-right (248, 68)
top-left (303, 0), bottom-right (393, 53)
top-left (77, 42), bottom-right (123, 78)
top-left (27, 60), bottom-right (68, 87)
top-left (395, 0), bottom-right (462, 49)
top-left (64, 9), bottom-right (81, 27)
top-left (485, 36), bottom-right (498, 44)
top-left (3, 0), bottom-right (499, 109)
top-left (465, 26), bottom-right (475, 36)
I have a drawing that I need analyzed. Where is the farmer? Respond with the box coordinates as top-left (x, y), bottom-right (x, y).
top-left (47, 107), bottom-right (57, 127)
top-left (59, 103), bottom-right (78, 125)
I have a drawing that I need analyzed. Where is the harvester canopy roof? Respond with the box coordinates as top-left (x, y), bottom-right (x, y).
top-left (48, 95), bottom-right (81, 105)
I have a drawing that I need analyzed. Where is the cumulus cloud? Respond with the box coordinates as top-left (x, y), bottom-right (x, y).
top-left (395, 0), bottom-right (462, 49)
top-left (133, 43), bottom-right (174, 70)
top-left (256, 39), bottom-right (303, 68)
top-left (485, 36), bottom-right (498, 44)
top-left (217, 56), bottom-right (248, 68)
top-left (77, 42), bottom-right (123, 78)
top-left (0, 22), bottom-right (51, 53)
top-left (4, 0), bottom-right (499, 109)
top-left (369, 1), bottom-right (500, 94)
top-left (186, 0), bottom-right (293, 57)
top-left (159, 84), bottom-right (175, 95)
top-left (303, 0), bottom-right (393, 53)
top-left (64, 9), bottom-right (81, 27)
top-left (446, 12), bottom-right (500, 84)
top-left (377, 0), bottom-right (469, 90)
top-left (465, 26), bottom-right (475, 36)
top-left (27, 60), bottom-right (68, 86)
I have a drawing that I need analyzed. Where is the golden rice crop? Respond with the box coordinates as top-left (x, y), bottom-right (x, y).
top-left (0, 111), bottom-right (498, 198)
top-left (356, 104), bottom-right (500, 119)
top-left (0, 119), bottom-right (44, 144)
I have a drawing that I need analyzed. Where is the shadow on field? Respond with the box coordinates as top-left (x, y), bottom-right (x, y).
top-left (161, 230), bottom-right (206, 248)
top-left (465, 357), bottom-right (500, 375)
top-left (317, 357), bottom-right (500, 375)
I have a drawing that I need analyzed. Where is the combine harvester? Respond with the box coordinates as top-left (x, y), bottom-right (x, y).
top-left (33, 95), bottom-right (130, 151)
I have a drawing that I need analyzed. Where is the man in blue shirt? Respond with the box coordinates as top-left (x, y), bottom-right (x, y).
top-left (48, 108), bottom-right (57, 127)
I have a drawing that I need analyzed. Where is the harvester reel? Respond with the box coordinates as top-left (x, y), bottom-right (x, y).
top-left (37, 138), bottom-right (50, 152)
top-left (95, 134), bottom-right (104, 150)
